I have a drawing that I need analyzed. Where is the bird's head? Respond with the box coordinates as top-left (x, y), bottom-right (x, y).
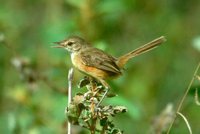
top-left (53, 36), bottom-right (86, 53)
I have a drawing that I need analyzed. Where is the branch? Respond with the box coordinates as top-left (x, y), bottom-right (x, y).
top-left (196, 75), bottom-right (200, 81)
top-left (177, 112), bottom-right (192, 134)
top-left (167, 62), bottom-right (200, 134)
top-left (67, 68), bottom-right (74, 134)
top-left (195, 88), bottom-right (200, 106)
top-left (195, 76), bottom-right (200, 106)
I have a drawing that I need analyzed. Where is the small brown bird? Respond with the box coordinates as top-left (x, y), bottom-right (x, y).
top-left (53, 36), bottom-right (166, 105)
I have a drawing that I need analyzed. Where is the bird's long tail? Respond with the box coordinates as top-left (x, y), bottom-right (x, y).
top-left (116, 36), bottom-right (166, 68)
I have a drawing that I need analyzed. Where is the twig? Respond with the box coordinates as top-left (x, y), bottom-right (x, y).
top-left (195, 76), bottom-right (200, 106)
top-left (177, 112), bottom-right (192, 134)
top-left (101, 123), bottom-right (108, 134)
top-left (196, 75), bottom-right (200, 81)
top-left (195, 88), bottom-right (200, 106)
top-left (90, 81), bottom-right (98, 134)
top-left (167, 62), bottom-right (200, 134)
top-left (67, 68), bottom-right (74, 134)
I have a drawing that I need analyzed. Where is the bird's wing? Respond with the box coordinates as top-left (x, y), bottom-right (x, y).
top-left (80, 48), bottom-right (121, 74)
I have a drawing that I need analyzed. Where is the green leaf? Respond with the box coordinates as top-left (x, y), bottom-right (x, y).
top-left (98, 0), bottom-right (126, 14)
top-left (193, 36), bottom-right (200, 52)
top-left (66, 0), bottom-right (86, 8)
top-left (105, 96), bottom-right (141, 120)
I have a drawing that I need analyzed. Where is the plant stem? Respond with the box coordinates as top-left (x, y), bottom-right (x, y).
top-left (67, 68), bottom-right (74, 134)
top-left (91, 117), bottom-right (97, 134)
top-left (167, 62), bottom-right (200, 134)
top-left (89, 80), bottom-right (98, 134)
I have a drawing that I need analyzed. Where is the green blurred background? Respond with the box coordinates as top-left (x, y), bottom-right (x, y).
top-left (0, 0), bottom-right (200, 134)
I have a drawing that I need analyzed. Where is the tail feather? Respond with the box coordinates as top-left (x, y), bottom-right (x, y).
top-left (117, 36), bottom-right (166, 68)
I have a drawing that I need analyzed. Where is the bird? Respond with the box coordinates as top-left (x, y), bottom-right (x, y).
top-left (53, 35), bottom-right (166, 106)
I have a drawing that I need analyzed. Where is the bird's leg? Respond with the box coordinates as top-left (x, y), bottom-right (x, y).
top-left (96, 79), bottom-right (110, 108)
top-left (96, 87), bottom-right (109, 108)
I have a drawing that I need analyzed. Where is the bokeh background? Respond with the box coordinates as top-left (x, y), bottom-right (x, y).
top-left (0, 0), bottom-right (200, 134)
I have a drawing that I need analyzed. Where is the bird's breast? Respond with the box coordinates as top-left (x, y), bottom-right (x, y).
top-left (70, 53), bottom-right (112, 79)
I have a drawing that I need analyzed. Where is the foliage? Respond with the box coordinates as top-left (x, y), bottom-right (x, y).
top-left (0, 0), bottom-right (200, 134)
top-left (67, 77), bottom-right (127, 133)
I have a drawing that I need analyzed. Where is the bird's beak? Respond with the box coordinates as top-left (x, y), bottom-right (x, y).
top-left (51, 41), bottom-right (64, 48)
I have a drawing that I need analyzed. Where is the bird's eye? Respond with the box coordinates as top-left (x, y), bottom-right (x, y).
top-left (67, 41), bottom-right (74, 46)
